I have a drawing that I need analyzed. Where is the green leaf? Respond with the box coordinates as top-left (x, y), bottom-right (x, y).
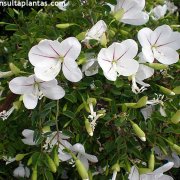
top-left (5, 24), bottom-right (17, 31)
top-left (63, 110), bottom-right (75, 119)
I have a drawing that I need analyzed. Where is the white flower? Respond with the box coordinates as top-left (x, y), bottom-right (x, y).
top-left (98, 39), bottom-right (139, 81)
top-left (131, 63), bottom-right (154, 94)
top-left (138, 25), bottom-right (180, 65)
top-left (43, 131), bottom-right (72, 162)
top-left (57, 0), bottom-right (69, 11)
top-left (128, 162), bottom-right (174, 180)
top-left (146, 94), bottom-right (167, 117)
top-left (113, 0), bottom-right (149, 25)
top-left (13, 162), bottom-right (30, 178)
top-left (151, 5), bottom-right (167, 20)
top-left (71, 143), bottom-right (98, 170)
top-left (21, 129), bottom-right (36, 146)
top-left (82, 58), bottom-right (99, 76)
top-left (83, 20), bottom-right (107, 42)
top-left (28, 37), bottom-right (82, 82)
top-left (9, 75), bottom-right (65, 109)
top-left (165, 0), bottom-right (178, 13)
top-left (155, 147), bottom-right (180, 168)
top-left (0, 106), bottom-right (15, 121)
top-left (140, 105), bottom-right (154, 120)
top-left (3, 156), bottom-right (16, 165)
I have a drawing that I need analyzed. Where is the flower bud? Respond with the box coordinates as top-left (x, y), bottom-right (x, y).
top-left (42, 126), bottom-right (51, 133)
top-left (173, 86), bottom-right (180, 95)
top-left (0, 71), bottom-right (13, 78)
top-left (27, 157), bottom-right (32, 166)
top-left (85, 118), bottom-right (93, 136)
top-left (46, 154), bottom-right (57, 173)
top-left (52, 146), bottom-right (59, 167)
top-left (9, 63), bottom-right (21, 75)
top-left (171, 110), bottom-right (180, 124)
top-left (56, 23), bottom-right (76, 29)
top-left (75, 159), bottom-right (89, 180)
top-left (133, 96), bottom-right (148, 108)
top-left (113, 8), bottom-right (125, 21)
top-left (172, 144), bottom-right (180, 155)
top-left (146, 63), bottom-right (168, 70)
top-left (139, 168), bottom-right (152, 174)
top-left (31, 166), bottom-right (37, 180)
top-left (158, 85), bottom-right (175, 96)
top-left (148, 151), bottom-right (155, 171)
top-left (100, 33), bottom-right (107, 47)
top-left (76, 32), bottom-right (86, 41)
top-left (15, 154), bottom-right (26, 161)
top-left (130, 121), bottom-right (146, 141)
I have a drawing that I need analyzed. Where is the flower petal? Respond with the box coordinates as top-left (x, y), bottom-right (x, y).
top-left (158, 31), bottom-right (180, 50)
top-left (142, 47), bottom-right (154, 63)
top-left (128, 166), bottom-right (140, 180)
top-left (72, 143), bottom-right (85, 154)
top-left (153, 162), bottom-right (174, 174)
top-left (138, 28), bottom-right (153, 47)
top-left (117, 59), bottom-right (139, 76)
top-left (34, 62), bottom-right (61, 81)
top-left (135, 64), bottom-right (154, 81)
top-left (155, 46), bottom-right (179, 65)
top-left (84, 153), bottom-right (98, 163)
top-left (62, 62), bottom-right (82, 82)
top-left (28, 40), bottom-right (59, 67)
top-left (41, 85), bottom-right (65, 100)
top-left (122, 11), bottom-right (149, 25)
top-left (57, 37), bottom-right (81, 60)
top-left (23, 94), bottom-right (38, 109)
top-left (85, 20), bottom-right (107, 41)
top-left (98, 48), bottom-right (113, 73)
top-left (118, 39), bottom-right (138, 60)
top-left (9, 76), bottom-right (34, 95)
top-left (103, 65), bottom-right (117, 81)
top-left (151, 25), bottom-right (172, 46)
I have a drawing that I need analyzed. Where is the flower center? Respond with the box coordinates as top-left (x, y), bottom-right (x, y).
top-left (58, 56), bottom-right (64, 63)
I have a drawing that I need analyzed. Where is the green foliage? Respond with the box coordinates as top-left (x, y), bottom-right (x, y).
top-left (0, 0), bottom-right (180, 179)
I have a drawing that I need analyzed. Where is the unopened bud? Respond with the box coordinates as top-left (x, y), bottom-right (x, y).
top-left (46, 154), bottom-right (57, 173)
top-left (139, 168), bottom-right (152, 174)
top-left (85, 118), bottom-right (93, 136)
top-left (52, 146), bottom-right (59, 167)
top-left (130, 121), bottom-right (146, 141)
top-left (172, 144), bottom-right (180, 155)
top-left (171, 110), bottom-right (180, 124)
top-left (0, 71), bottom-right (13, 78)
top-left (75, 159), bottom-right (89, 180)
top-left (148, 151), bottom-right (155, 171)
top-left (9, 63), bottom-right (21, 75)
top-left (15, 154), bottom-right (26, 161)
top-left (56, 23), bottom-right (76, 29)
top-left (100, 33), bottom-right (107, 47)
top-left (133, 96), bottom-right (148, 108)
top-left (173, 86), bottom-right (180, 95)
top-left (158, 85), bottom-right (175, 96)
top-left (31, 166), bottom-right (37, 180)
top-left (146, 63), bottom-right (168, 70)
top-left (42, 126), bottom-right (51, 133)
